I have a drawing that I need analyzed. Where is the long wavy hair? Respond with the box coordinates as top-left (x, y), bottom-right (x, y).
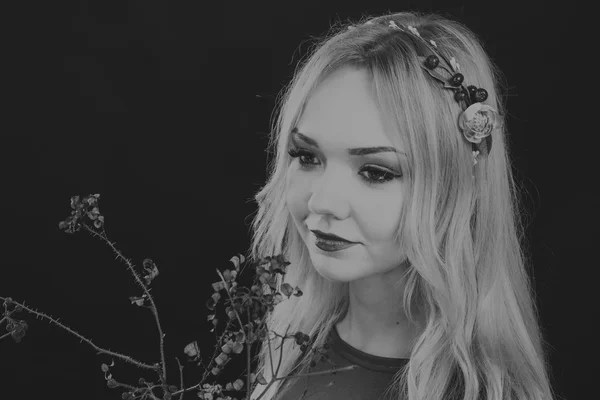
top-left (245, 11), bottom-right (556, 400)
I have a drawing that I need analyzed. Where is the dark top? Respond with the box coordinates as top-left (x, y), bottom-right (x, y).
top-left (276, 324), bottom-right (409, 400)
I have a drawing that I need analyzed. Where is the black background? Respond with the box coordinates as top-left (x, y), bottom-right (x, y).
top-left (1, 1), bottom-right (588, 399)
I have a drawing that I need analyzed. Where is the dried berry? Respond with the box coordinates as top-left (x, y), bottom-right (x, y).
top-left (454, 88), bottom-right (468, 102)
top-left (467, 85), bottom-right (477, 99)
top-left (424, 54), bottom-right (439, 69)
top-left (4, 297), bottom-right (13, 308)
top-left (474, 88), bottom-right (488, 102)
top-left (449, 73), bottom-right (464, 86)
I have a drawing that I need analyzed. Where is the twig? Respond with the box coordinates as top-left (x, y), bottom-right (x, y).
top-left (84, 225), bottom-right (168, 384)
top-left (0, 297), bottom-right (158, 371)
top-left (175, 357), bottom-right (185, 400)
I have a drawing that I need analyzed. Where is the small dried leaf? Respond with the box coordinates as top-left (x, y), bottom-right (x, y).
top-left (129, 295), bottom-right (147, 307)
top-left (206, 298), bottom-right (216, 311)
top-left (215, 352), bottom-right (229, 366)
top-left (184, 341), bottom-right (200, 357)
top-left (229, 255), bottom-right (241, 269)
top-left (232, 379), bottom-right (244, 390)
top-left (419, 64), bottom-right (448, 85)
top-left (256, 372), bottom-right (267, 385)
top-left (232, 341), bottom-right (244, 354)
top-left (223, 269), bottom-right (232, 281)
top-left (211, 281), bottom-right (226, 292)
top-left (221, 341), bottom-right (233, 354)
top-left (280, 283), bottom-right (293, 297)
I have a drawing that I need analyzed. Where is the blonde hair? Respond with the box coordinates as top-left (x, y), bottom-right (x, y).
top-left (245, 11), bottom-right (556, 400)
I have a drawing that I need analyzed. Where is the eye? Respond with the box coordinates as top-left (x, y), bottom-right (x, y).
top-left (287, 147), bottom-right (401, 185)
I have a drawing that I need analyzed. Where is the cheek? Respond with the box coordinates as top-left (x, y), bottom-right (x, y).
top-left (362, 206), bottom-right (405, 267)
top-left (362, 204), bottom-right (402, 239)
top-left (285, 177), bottom-right (304, 224)
top-left (285, 171), bottom-right (306, 211)
top-left (369, 241), bottom-right (405, 268)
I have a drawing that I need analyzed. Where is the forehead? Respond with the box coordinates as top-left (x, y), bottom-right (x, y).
top-left (297, 67), bottom-right (394, 148)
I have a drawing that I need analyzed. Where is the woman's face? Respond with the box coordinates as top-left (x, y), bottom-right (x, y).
top-left (285, 67), bottom-right (409, 283)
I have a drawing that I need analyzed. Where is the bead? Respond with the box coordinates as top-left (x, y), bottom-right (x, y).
top-left (467, 85), bottom-right (477, 100)
top-left (424, 54), bottom-right (439, 69)
top-left (454, 88), bottom-right (467, 102)
top-left (474, 88), bottom-right (488, 102)
top-left (449, 73), bottom-right (464, 86)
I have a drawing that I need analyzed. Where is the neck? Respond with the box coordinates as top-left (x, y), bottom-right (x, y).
top-left (335, 268), bottom-right (424, 358)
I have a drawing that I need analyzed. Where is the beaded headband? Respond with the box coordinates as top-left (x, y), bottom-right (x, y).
top-left (348, 20), bottom-right (501, 166)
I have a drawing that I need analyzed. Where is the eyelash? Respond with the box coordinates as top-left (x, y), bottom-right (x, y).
top-left (287, 147), bottom-right (401, 185)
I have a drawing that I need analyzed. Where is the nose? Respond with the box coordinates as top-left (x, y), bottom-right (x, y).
top-left (307, 172), bottom-right (351, 220)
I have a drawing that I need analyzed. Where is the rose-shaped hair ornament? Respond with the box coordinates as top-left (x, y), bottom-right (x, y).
top-left (459, 103), bottom-right (499, 144)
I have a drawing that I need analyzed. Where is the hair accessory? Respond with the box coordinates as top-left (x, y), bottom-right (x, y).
top-left (348, 20), bottom-right (501, 166)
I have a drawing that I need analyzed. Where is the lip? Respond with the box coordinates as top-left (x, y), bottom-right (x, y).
top-left (312, 233), bottom-right (358, 252)
top-left (310, 229), bottom-right (355, 243)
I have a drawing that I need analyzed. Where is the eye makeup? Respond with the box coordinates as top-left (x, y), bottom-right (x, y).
top-left (287, 146), bottom-right (403, 186)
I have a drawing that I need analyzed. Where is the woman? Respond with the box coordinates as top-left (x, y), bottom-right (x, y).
top-left (247, 11), bottom-right (555, 400)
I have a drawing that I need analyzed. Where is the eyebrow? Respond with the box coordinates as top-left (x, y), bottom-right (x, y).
top-left (290, 128), bottom-right (402, 156)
